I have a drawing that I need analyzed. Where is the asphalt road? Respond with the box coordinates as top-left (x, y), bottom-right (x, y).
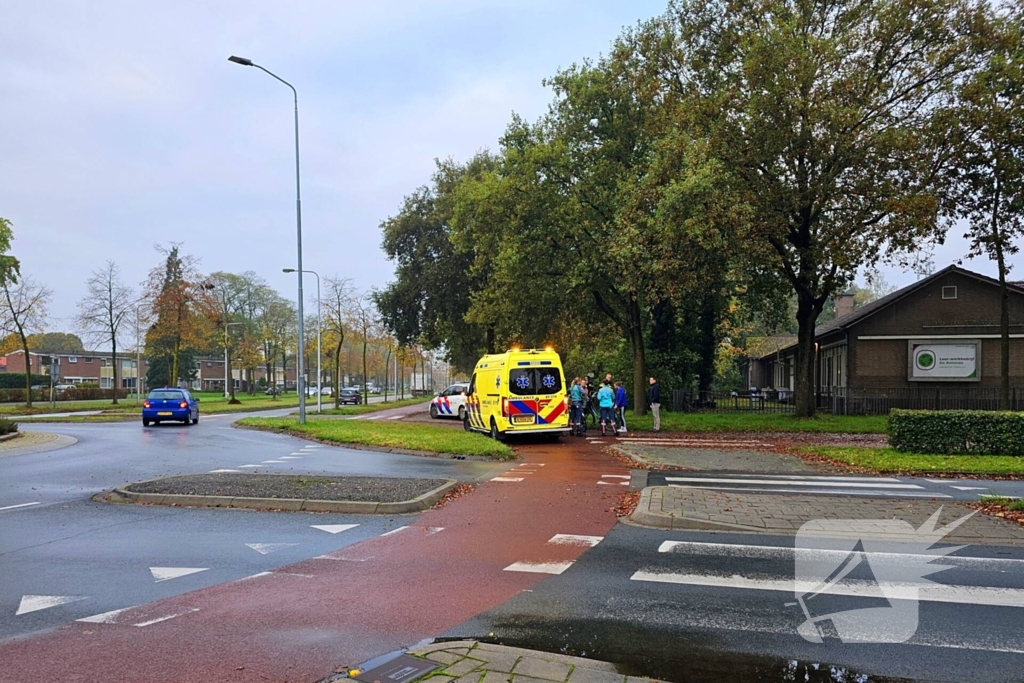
top-left (448, 524), bottom-right (1024, 683)
top-left (645, 469), bottom-right (1024, 501)
top-left (0, 411), bottom-right (507, 643)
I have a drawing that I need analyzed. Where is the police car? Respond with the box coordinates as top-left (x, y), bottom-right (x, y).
top-left (429, 383), bottom-right (470, 420)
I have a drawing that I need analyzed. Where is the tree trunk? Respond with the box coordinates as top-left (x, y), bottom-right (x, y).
top-left (362, 338), bottom-right (369, 405)
top-left (334, 344), bottom-right (343, 409)
top-left (627, 297), bottom-right (647, 417)
top-left (794, 293), bottom-right (822, 418)
top-left (997, 239), bottom-right (1011, 410)
top-left (20, 333), bottom-right (31, 408)
top-left (171, 339), bottom-right (180, 389)
top-left (111, 337), bottom-right (119, 405)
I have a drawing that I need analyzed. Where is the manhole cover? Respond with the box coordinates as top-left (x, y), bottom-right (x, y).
top-left (352, 654), bottom-right (438, 682)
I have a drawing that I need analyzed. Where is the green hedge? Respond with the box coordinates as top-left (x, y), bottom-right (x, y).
top-left (0, 374), bottom-right (48, 389)
top-left (889, 409), bottom-right (1024, 455)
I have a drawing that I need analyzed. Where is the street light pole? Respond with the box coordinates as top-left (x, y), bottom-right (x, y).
top-left (284, 268), bottom-right (321, 413)
top-left (229, 55), bottom-right (306, 424)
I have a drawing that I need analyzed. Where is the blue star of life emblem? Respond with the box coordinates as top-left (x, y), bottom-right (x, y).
top-left (495, 376), bottom-right (501, 388)
top-left (542, 374), bottom-right (556, 389)
top-left (515, 375), bottom-right (531, 389)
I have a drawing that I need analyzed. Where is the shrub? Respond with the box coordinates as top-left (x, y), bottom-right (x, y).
top-left (0, 418), bottom-right (17, 435)
top-left (889, 409), bottom-right (1024, 456)
top-left (0, 374), bottom-right (48, 389)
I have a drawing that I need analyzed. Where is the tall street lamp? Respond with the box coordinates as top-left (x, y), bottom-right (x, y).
top-left (283, 268), bottom-right (321, 413)
top-left (229, 55), bottom-right (307, 424)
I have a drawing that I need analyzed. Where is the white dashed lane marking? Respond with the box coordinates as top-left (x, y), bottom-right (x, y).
top-left (504, 561), bottom-right (574, 575)
top-left (0, 502), bottom-right (41, 512)
top-left (149, 567), bottom-right (208, 583)
top-left (491, 477), bottom-right (524, 482)
top-left (548, 534), bottom-right (604, 547)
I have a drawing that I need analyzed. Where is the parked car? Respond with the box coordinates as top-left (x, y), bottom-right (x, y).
top-left (320, 386), bottom-right (333, 396)
top-left (430, 383), bottom-right (469, 420)
top-left (54, 384), bottom-right (76, 394)
top-left (264, 386), bottom-right (282, 396)
top-left (142, 388), bottom-right (199, 426)
top-left (338, 387), bottom-right (361, 405)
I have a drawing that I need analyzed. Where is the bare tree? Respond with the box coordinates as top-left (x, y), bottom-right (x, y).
top-left (348, 292), bottom-right (377, 405)
top-left (322, 276), bottom-right (354, 409)
top-left (77, 261), bottom-right (134, 404)
top-left (1, 276), bottom-right (51, 408)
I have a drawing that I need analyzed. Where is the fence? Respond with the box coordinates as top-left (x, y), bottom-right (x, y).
top-left (671, 387), bottom-right (1024, 415)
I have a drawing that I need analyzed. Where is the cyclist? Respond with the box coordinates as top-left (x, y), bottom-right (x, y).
top-left (597, 380), bottom-right (616, 436)
top-left (569, 377), bottom-right (586, 436)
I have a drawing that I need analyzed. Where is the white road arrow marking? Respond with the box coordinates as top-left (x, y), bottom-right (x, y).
top-left (16, 595), bottom-right (86, 615)
top-left (77, 607), bottom-right (132, 624)
top-left (246, 543), bottom-right (298, 555)
top-left (311, 524), bottom-right (359, 534)
top-left (149, 567), bottom-right (209, 583)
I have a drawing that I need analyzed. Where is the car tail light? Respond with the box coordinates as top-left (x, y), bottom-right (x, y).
top-left (179, 401), bottom-right (188, 408)
top-left (143, 400), bottom-right (151, 409)
top-left (501, 397), bottom-right (508, 418)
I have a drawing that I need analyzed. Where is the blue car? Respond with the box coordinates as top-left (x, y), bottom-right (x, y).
top-left (142, 388), bottom-right (199, 426)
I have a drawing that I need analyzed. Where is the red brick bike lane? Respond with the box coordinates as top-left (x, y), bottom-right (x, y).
top-left (0, 439), bottom-right (627, 683)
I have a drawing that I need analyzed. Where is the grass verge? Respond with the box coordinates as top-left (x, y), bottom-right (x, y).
top-left (626, 411), bottom-right (887, 434)
top-left (802, 446), bottom-right (1024, 476)
top-left (318, 397), bottom-right (429, 415)
top-left (238, 416), bottom-right (514, 459)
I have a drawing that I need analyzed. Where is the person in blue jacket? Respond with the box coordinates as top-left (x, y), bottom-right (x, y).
top-left (597, 381), bottom-right (615, 436)
top-left (614, 381), bottom-right (628, 434)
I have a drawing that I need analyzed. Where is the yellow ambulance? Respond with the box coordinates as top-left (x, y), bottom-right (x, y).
top-left (464, 348), bottom-right (570, 440)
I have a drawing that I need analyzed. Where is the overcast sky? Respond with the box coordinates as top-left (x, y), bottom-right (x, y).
top-left (2, 1), bottom-right (1017, 333)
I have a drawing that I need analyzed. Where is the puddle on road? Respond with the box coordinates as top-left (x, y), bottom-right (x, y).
top-left (465, 635), bottom-right (914, 683)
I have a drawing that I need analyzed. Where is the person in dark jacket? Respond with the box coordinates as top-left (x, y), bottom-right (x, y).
top-left (648, 376), bottom-right (661, 431)
top-left (614, 381), bottom-right (628, 434)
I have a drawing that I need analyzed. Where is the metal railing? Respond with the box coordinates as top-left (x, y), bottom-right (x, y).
top-left (671, 386), bottom-right (1023, 415)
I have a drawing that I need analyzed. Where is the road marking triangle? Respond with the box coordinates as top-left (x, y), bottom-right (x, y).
top-left (16, 595), bottom-right (86, 616)
top-left (150, 567), bottom-right (209, 582)
top-left (246, 543), bottom-right (299, 555)
top-left (311, 524), bottom-right (359, 535)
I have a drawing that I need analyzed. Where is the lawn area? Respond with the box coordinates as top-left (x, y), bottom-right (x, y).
top-left (318, 397), bottom-right (429, 415)
top-left (627, 411), bottom-right (888, 434)
top-left (238, 416), bottom-right (514, 459)
top-left (803, 446), bottom-right (1024, 476)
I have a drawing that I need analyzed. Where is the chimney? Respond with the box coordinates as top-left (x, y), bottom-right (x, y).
top-left (835, 292), bottom-right (855, 320)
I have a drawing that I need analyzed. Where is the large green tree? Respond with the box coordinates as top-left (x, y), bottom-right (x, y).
top-left (943, 2), bottom-right (1024, 409)
top-left (642, 0), bottom-right (977, 415)
top-left (375, 154), bottom-right (498, 372)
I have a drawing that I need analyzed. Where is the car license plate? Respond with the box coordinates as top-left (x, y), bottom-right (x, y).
top-left (513, 415), bottom-right (534, 424)
top-left (157, 411), bottom-right (173, 416)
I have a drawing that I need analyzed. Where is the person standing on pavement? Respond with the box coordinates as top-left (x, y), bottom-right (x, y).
top-left (614, 381), bottom-right (628, 434)
top-left (648, 376), bottom-right (661, 432)
top-left (569, 377), bottom-right (586, 436)
top-left (597, 381), bottom-right (616, 436)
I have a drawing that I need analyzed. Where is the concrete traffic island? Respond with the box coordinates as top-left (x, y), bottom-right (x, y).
top-left (98, 473), bottom-right (458, 513)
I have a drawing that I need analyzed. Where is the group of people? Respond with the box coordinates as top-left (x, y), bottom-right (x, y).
top-left (567, 373), bottom-right (662, 436)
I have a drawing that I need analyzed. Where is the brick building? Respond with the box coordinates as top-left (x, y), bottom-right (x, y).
top-left (5, 350), bottom-right (145, 389)
top-left (744, 265), bottom-right (1024, 412)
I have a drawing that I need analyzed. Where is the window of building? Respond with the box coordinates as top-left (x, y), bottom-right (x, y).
top-left (100, 377), bottom-right (113, 389)
top-left (207, 362), bottom-right (213, 367)
top-left (84, 357), bottom-right (94, 363)
top-left (942, 286), bottom-right (957, 300)
top-left (68, 356), bottom-right (77, 363)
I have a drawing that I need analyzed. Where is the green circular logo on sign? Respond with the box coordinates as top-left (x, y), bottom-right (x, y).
top-left (915, 349), bottom-right (935, 371)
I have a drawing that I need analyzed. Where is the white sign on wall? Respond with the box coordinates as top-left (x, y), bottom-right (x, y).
top-left (908, 340), bottom-right (980, 381)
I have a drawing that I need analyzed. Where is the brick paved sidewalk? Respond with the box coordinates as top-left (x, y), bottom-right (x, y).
top-left (0, 430), bottom-right (76, 459)
top-left (405, 640), bottom-right (662, 682)
top-left (629, 486), bottom-right (1024, 545)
